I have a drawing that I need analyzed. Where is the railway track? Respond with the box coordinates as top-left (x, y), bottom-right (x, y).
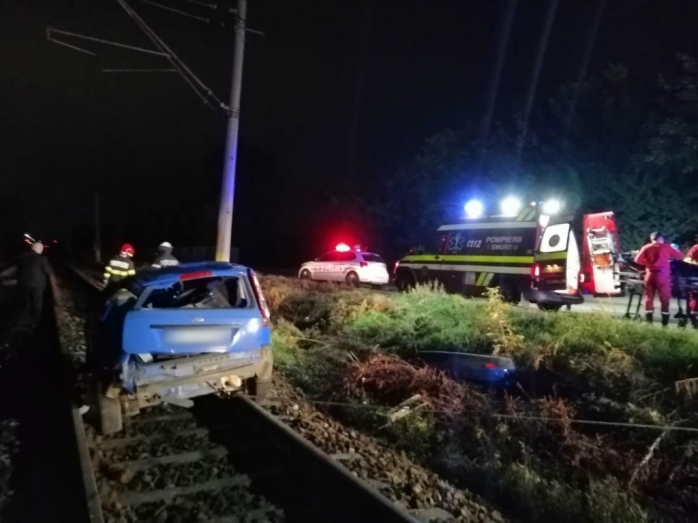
top-left (53, 266), bottom-right (419, 523)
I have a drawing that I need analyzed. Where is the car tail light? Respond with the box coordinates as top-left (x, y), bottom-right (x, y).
top-left (532, 263), bottom-right (540, 279)
top-left (393, 260), bottom-right (400, 274)
top-left (248, 269), bottom-right (270, 327)
top-left (360, 262), bottom-right (368, 268)
top-left (179, 271), bottom-right (213, 281)
top-left (485, 362), bottom-right (497, 369)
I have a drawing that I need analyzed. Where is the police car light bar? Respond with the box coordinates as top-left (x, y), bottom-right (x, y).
top-left (335, 243), bottom-right (351, 252)
top-left (464, 199), bottom-right (484, 219)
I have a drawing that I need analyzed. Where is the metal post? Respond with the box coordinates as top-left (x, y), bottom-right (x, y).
top-left (215, 0), bottom-right (247, 261)
top-left (94, 192), bottom-right (102, 263)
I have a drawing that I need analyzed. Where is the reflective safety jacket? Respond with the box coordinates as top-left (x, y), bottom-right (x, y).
top-left (151, 249), bottom-right (179, 269)
top-left (104, 254), bottom-right (136, 284)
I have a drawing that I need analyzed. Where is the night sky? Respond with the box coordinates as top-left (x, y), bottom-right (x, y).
top-left (2, 0), bottom-right (697, 265)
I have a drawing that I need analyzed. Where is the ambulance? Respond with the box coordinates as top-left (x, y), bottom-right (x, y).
top-left (393, 198), bottom-right (616, 310)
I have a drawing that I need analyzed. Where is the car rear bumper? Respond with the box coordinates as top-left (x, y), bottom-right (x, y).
top-left (523, 289), bottom-right (584, 306)
top-left (123, 347), bottom-right (273, 407)
top-left (359, 272), bottom-right (390, 285)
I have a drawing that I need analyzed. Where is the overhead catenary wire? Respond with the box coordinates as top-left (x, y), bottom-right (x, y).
top-left (138, 0), bottom-right (211, 23)
top-left (47, 27), bottom-right (170, 56)
top-left (115, 0), bottom-right (230, 114)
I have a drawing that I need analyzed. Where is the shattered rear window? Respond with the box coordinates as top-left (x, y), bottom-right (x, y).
top-left (141, 276), bottom-right (250, 309)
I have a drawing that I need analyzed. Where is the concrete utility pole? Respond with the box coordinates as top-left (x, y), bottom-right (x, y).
top-left (216, 0), bottom-right (247, 262)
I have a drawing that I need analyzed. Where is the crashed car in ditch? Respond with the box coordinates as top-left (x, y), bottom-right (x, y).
top-left (91, 262), bottom-right (273, 434)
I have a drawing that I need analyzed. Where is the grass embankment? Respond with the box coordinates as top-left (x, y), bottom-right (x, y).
top-left (260, 276), bottom-right (698, 523)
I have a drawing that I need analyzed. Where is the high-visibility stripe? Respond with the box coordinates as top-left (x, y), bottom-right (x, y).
top-left (535, 252), bottom-right (568, 261)
top-left (483, 273), bottom-right (495, 286)
top-left (476, 272), bottom-right (487, 286)
top-left (400, 263), bottom-right (530, 275)
top-left (524, 209), bottom-right (537, 221)
top-left (402, 254), bottom-right (534, 264)
top-left (127, 270), bottom-right (136, 275)
top-left (437, 222), bottom-right (538, 231)
top-left (516, 209), bottom-right (528, 222)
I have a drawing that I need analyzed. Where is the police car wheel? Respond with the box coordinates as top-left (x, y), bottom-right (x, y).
top-left (346, 272), bottom-right (360, 288)
top-left (300, 269), bottom-right (311, 280)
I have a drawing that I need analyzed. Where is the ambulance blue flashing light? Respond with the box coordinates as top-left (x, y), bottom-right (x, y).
top-left (500, 197), bottom-right (522, 217)
top-left (464, 199), bottom-right (484, 219)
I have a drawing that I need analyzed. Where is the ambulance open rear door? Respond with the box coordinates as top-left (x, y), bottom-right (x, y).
top-left (580, 212), bottom-right (621, 297)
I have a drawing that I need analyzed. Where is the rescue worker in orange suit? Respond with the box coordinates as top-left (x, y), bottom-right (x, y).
top-left (634, 232), bottom-right (683, 326)
top-left (683, 236), bottom-right (698, 327)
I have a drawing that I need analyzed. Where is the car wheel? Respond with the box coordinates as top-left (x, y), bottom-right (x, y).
top-left (250, 378), bottom-right (272, 400)
top-left (538, 303), bottom-right (562, 312)
top-left (396, 274), bottom-right (415, 292)
top-left (300, 269), bottom-right (311, 280)
top-left (499, 283), bottom-right (521, 304)
top-left (346, 272), bottom-right (360, 288)
top-left (93, 379), bottom-right (122, 435)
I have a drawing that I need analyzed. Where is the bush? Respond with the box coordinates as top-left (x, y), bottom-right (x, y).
top-left (262, 276), bottom-right (698, 522)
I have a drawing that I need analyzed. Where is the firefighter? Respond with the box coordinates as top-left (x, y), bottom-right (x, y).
top-left (634, 232), bottom-right (683, 326)
top-left (683, 236), bottom-right (698, 327)
top-left (151, 241), bottom-right (179, 269)
top-left (103, 244), bottom-right (136, 286)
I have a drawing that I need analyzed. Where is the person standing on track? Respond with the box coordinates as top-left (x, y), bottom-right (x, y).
top-left (151, 241), bottom-right (179, 269)
top-left (16, 242), bottom-right (50, 327)
top-left (634, 232), bottom-right (683, 326)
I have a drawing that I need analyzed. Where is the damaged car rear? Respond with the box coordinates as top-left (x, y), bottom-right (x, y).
top-left (91, 262), bottom-right (273, 434)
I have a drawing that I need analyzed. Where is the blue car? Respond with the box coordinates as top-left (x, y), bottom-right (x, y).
top-left (94, 262), bottom-right (273, 434)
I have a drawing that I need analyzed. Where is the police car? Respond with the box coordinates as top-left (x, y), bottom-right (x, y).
top-left (298, 244), bottom-right (390, 288)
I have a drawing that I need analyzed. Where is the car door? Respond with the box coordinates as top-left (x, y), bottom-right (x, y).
top-left (534, 220), bottom-right (580, 295)
top-left (309, 252), bottom-right (334, 281)
top-left (335, 251), bottom-right (358, 282)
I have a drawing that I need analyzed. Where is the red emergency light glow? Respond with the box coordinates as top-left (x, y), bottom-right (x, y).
top-left (335, 243), bottom-right (351, 252)
top-left (532, 264), bottom-right (540, 278)
top-left (485, 363), bottom-right (498, 369)
top-left (179, 271), bottom-right (213, 281)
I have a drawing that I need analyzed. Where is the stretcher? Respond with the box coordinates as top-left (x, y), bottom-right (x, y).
top-left (670, 260), bottom-right (698, 329)
top-left (620, 260), bottom-right (698, 328)
top-left (619, 265), bottom-right (644, 321)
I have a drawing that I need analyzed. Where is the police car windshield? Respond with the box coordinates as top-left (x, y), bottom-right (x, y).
top-left (361, 253), bottom-right (385, 263)
top-left (140, 277), bottom-right (249, 309)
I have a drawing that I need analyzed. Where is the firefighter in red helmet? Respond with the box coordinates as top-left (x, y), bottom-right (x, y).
top-left (634, 232), bottom-right (683, 326)
top-left (104, 243), bottom-right (136, 286)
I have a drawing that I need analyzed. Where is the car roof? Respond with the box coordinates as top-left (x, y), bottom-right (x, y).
top-left (134, 261), bottom-right (249, 288)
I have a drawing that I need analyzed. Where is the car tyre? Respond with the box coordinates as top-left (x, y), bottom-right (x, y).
top-left (346, 272), bottom-right (360, 288)
top-left (250, 378), bottom-right (272, 400)
top-left (300, 269), bottom-right (311, 280)
top-left (396, 274), bottom-right (415, 292)
top-left (538, 303), bottom-right (562, 312)
top-left (499, 283), bottom-right (521, 304)
top-left (93, 380), bottom-right (122, 435)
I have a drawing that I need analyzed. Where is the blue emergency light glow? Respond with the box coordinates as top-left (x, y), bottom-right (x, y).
top-left (500, 197), bottom-right (522, 217)
top-left (464, 199), bottom-right (484, 219)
